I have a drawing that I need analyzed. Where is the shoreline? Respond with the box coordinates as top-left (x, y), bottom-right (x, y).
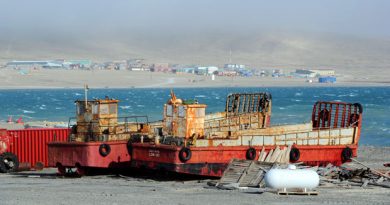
top-left (0, 69), bottom-right (389, 89)
top-left (0, 83), bottom-right (389, 90)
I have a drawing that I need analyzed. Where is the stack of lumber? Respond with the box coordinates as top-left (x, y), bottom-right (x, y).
top-left (217, 159), bottom-right (275, 189)
top-left (258, 145), bottom-right (291, 164)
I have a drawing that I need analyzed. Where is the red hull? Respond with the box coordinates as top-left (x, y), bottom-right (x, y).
top-left (131, 143), bottom-right (357, 177)
top-left (48, 141), bottom-right (131, 169)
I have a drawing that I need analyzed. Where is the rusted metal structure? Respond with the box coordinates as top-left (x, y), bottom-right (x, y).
top-left (0, 128), bottom-right (69, 172)
top-left (48, 97), bottom-right (149, 175)
top-left (130, 92), bottom-right (363, 177)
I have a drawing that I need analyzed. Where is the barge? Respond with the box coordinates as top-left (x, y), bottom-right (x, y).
top-left (48, 97), bottom-right (149, 175)
top-left (130, 92), bottom-right (363, 177)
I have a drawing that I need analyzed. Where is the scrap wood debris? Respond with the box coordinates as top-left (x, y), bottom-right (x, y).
top-left (319, 158), bottom-right (390, 188)
top-left (210, 158), bottom-right (390, 191)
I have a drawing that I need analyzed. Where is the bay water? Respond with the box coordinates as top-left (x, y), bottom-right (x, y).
top-left (0, 87), bottom-right (388, 146)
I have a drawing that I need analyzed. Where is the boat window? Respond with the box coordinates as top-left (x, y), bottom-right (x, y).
top-left (178, 106), bottom-right (186, 117)
top-left (109, 104), bottom-right (117, 114)
top-left (92, 103), bottom-right (99, 114)
top-left (166, 105), bottom-right (173, 117)
top-left (77, 103), bottom-right (86, 115)
top-left (195, 108), bottom-right (205, 117)
top-left (100, 104), bottom-right (109, 115)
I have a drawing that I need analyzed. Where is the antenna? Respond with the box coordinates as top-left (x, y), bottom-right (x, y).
top-left (84, 84), bottom-right (89, 110)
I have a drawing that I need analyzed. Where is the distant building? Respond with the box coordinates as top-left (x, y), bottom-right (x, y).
top-left (224, 64), bottom-right (246, 70)
top-left (294, 68), bottom-right (335, 78)
top-left (6, 59), bottom-right (92, 69)
top-left (319, 76), bottom-right (336, 83)
top-left (152, 63), bottom-right (171, 72)
top-left (175, 67), bottom-right (195, 74)
top-left (127, 59), bottom-right (150, 71)
top-left (272, 69), bottom-right (284, 77)
top-left (195, 66), bottom-right (219, 75)
top-left (294, 69), bottom-right (316, 78)
top-left (6, 60), bottom-right (49, 68)
top-left (310, 69), bottom-right (335, 76)
top-left (67, 60), bottom-right (92, 68)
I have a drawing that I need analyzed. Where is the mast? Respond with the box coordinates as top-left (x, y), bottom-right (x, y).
top-left (84, 84), bottom-right (89, 110)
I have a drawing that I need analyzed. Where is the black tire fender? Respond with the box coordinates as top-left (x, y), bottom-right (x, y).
top-left (71, 125), bottom-right (77, 134)
top-left (353, 103), bottom-right (363, 114)
top-left (246, 147), bottom-right (257, 160)
top-left (0, 155), bottom-right (6, 173)
top-left (319, 109), bottom-right (330, 122)
top-left (290, 147), bottom-right (300, 162)
top-left (179, 147), bottom-right (192, 162)
top-left (99, 144), bottom-right (111, 157)
top-left (0, 152), bottom-right (19, 173)
top-left (341, 147), bottom-right (353, 161)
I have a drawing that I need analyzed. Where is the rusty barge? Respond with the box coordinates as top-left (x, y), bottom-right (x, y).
top-left (129, 92), bottom-right (363, 177)
top-left (48, 91), bottom-right (363, 177)
top-left (48, 97), bottom-right (149, 175)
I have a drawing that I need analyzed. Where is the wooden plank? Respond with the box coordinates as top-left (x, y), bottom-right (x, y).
top-left (261, 151), bottom-right (268, 162)
top-left (283, 145), bottom-right (292, 164)
top-left (351, 158), bottom-right (390, 180)
top-left (258, 147), bottom-right (265, 162)
top-left (275, 148), bottom-right (286, 163)
top-left (270, 146), bottom-right (281, 162)
top-left (219, 159), bottom-right (275, 188)
top-left (264, 149), bottom-right (274, 162)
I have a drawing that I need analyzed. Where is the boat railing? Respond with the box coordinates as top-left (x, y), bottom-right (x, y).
top-left (68, 115), bottom-right (149, 135)
top-left (204, 112), bottom-right (267, 133)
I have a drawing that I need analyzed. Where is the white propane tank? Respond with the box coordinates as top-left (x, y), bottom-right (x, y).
top-left (264, 166), bottom-right (320, 189)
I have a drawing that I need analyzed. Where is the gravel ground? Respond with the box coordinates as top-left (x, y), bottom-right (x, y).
top-left (0, 146), bottom-right (389, 205)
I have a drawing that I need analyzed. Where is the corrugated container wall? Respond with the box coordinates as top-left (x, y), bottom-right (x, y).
top-left (7, 128), bottom-right (70, 168)
top-left (318, 76), bottom-right (336, 83)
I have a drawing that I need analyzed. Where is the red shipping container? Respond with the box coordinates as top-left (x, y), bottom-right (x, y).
top-left (6, 128), bottom-right (70, 169)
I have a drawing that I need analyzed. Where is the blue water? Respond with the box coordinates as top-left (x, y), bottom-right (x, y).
top-left (0, 87), bottom-right (389, 146)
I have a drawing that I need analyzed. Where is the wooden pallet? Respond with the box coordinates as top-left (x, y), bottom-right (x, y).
top-left (218, 159), bottom-right (275, 188)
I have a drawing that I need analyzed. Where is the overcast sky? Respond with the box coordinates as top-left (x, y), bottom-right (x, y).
top-left (0, 0), bottom-right (389, 38)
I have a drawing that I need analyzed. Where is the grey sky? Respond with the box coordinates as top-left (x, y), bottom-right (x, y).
top-left (0, 0), bottom-right (389, 38)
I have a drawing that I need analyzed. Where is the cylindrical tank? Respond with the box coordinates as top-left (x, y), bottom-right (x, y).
top-left (264, 167), bottom-right (320, 189)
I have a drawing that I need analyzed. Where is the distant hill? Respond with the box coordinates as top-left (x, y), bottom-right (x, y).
top-left (1, 31), bottom-right (389, 71)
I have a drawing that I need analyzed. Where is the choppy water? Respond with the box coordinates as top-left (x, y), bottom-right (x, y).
top-left (0, 87), bottom-right (389, 146)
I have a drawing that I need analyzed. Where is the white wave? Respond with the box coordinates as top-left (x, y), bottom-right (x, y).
top-left (279, 107), bottom-right (286, 110)
top-left (120, 106), bottom-right (131, 109)
top-left (294, 92), bottom-right (303, 96)
top-left (136, 105), bottom-right (145, 107)
top-left (74, 93), bottom-right (82, 96)
top-left (55, 107), bottom-right (63, 110)
top-left (39, 106), bottom-right (46, 110)
top-left (349, 93), bottom-right (358, 97)
top-left (22, 110), bottom-right (35, 114)
top-left (195, 95), bottom-right (206, 98)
